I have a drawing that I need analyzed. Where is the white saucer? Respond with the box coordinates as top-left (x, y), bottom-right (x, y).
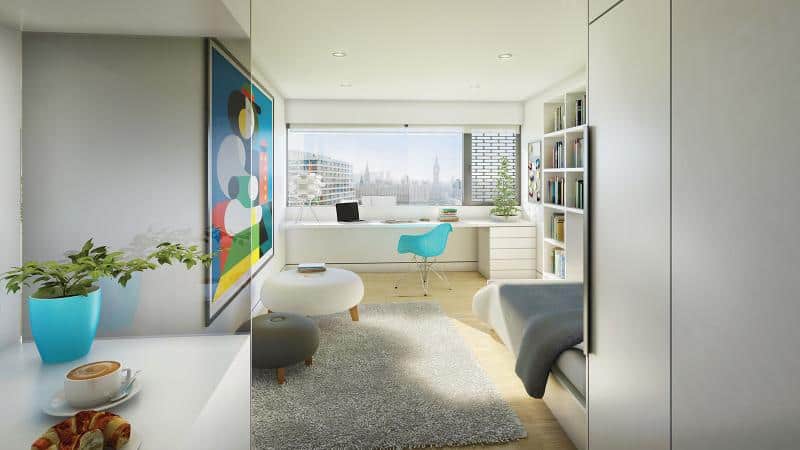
top-left (42, 375), bottom-right (143, 417)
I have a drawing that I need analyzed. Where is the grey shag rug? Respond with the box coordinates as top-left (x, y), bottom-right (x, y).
top-left (251, 302), bottom-right (527, 449)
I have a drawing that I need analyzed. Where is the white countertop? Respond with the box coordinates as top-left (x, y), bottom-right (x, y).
top-left (285, 218), bottom-right (535, 230)
top-left (0, 334), bottom-right (250, 450)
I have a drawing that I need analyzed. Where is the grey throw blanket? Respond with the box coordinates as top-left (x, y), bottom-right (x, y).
top-left (515, 309), bottom-right (583, 398)
top-left (496, 283), bottom-right (583, 398)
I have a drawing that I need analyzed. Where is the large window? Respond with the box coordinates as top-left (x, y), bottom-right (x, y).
top-left (287, 126), bottom-right (519, 207)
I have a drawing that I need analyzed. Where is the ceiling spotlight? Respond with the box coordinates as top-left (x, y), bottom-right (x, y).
top-left (332, 50), bottom-right (347, 57)
top-left (340, 82), bottom-right (352, 88)
top-left (498, 52), bottom-right (513, 60)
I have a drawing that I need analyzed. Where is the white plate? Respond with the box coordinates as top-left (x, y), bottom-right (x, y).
top-left (42, 375), bottom-right (143, 417)
top-left (125, 431), bottom-right (143, 449)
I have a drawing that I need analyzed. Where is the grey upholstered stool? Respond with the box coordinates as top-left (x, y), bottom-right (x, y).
top-left (250, 312), bottom-right (319, 384)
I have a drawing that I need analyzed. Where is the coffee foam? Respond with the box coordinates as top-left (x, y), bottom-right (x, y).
top-left (67, 361), bottom-right (121, 380)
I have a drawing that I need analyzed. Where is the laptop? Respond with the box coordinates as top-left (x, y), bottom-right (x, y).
top-left (335, 202), bottom-right (364, 222)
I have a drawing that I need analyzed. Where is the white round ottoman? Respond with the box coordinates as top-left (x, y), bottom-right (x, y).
top-left (261, 268), bottom-right (365, 321)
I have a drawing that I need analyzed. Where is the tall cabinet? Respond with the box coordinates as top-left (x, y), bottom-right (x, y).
top-left (588, 0), bottom-right (800, 449)
top-left (588, 0), bottom-right (670, 449)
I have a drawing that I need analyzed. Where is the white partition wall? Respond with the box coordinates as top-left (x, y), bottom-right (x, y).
top-left (0, 25), bottom-right (21, 348)
top-left (588, 0), bottom-right (671, 448)
top-left (671, 1), bottom-right (800, 448)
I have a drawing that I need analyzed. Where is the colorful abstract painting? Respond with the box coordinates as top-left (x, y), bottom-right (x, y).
top-left (207, 40), bottom-right (273, 325)
top-left (528, 140), bottom-right (541, 203)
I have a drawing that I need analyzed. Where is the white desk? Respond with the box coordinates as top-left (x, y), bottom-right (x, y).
top-left (0, 334), bottom-right (250, 450)
top-left (285, 219), bottom-right (537, 279)
top-left (284, 219), bottom-right (537, 230)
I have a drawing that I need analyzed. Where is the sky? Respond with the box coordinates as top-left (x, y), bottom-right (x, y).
top-left (288, 131), bottom-right (463, 183)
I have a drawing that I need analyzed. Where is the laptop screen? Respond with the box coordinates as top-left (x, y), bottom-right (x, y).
top-left (335, 202), bottom-right (360, 222)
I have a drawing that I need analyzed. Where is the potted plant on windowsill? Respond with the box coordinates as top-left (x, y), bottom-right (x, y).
top-left (1, 239), bottom-right (212, 363)
top-left (490, 156), bottom-right (521, 222)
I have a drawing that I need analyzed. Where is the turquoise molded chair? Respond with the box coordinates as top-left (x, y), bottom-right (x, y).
top-left (396, 223), bottom-right (453, 295)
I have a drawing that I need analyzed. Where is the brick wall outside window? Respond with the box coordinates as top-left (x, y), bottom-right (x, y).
top-left (469, 131), bottom-right (519, 204)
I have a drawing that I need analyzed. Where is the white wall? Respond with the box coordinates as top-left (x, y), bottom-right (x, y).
top-left (0, 25), bottom-right (21, 348)
top-left (20, 33), bottom-right (274, 337)
top-left (520, 69), bottom-right (586, 274)
top-left (286, 99), bottom-right (523, 126)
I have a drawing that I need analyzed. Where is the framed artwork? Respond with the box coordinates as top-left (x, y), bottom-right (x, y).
top-left (528, 140), bottom-right (542, 203)
top-left (206, 39), bottom-right (274, 325)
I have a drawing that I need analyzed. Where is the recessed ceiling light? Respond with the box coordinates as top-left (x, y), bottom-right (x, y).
top-left (340, 82), bottom-right (352, 87)
top-left (498, 52), bottom-right (513, 60)
top-left (332, 50), bottom-right (347, 57)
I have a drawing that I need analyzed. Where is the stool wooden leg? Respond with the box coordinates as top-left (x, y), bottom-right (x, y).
top-left (304, 357), bottom-right (313, 366)
top-left (276, 367), bottom-right (286, 384)
top-left (349, 305), bottom-right (359, 321)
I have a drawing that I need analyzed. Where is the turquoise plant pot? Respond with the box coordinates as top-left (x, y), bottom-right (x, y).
top-left (28, 288), bottom-right (101, 363)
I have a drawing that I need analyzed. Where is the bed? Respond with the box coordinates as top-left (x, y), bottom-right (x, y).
top-left (473, 280), bottom-right (586, 450)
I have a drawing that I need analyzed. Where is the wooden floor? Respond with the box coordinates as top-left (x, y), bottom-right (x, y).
top-left (360, 271), bottom-right (576, 450)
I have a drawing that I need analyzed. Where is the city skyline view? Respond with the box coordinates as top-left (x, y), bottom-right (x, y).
top-left (288, 130), bottom-right (463, 183)
top-left (288, 130), bottom-right (464, 205)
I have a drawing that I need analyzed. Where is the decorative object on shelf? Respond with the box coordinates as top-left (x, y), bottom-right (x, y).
top-left (290, 172), bottom-right (325, 223)
top-left (528, 140), bottom-right (542, 203)
top-left (490, 156), bottom-right (521, 221)
top-left (1, 239), bottom-right (211, 363)
top-left (207, 39), bottom-right (275, 325)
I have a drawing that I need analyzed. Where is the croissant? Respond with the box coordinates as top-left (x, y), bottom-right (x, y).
top-left (32, 411), bottom-right (131, 450)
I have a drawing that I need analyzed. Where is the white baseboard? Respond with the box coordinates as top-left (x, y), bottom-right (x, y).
top-left (284, 261), bottom-right (478, 273)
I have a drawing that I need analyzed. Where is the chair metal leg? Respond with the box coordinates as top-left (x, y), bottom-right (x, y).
top-left (397, 255), bottom-right (451, 296)
top-left (430, 261), bottom-right (452, 291)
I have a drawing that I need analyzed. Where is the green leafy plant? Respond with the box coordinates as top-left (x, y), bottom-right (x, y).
top-left (1, 239), bottom-right (213, 299)
top-left (490, 156), bottom-right (520, 217)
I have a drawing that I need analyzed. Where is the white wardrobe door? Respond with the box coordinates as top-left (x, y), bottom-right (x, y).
top-left (588, 0), bottom-right (670, 448)
top-left (671, 1), bottom-right (800, 449)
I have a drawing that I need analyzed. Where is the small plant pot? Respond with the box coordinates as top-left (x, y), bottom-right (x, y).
top-left (28, 288), bottom-right (101, 363)
top-left (490, 213), bottom-right (521, 222)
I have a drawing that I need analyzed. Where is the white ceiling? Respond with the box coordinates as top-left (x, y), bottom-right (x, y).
top-left (252, 0), bottom-right (587, 102)
top-left (0, 0), bottom-right (248, 38)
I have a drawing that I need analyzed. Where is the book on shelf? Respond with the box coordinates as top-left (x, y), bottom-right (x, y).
top-left (575, 96), bottom-right (586, 127)
top-left (552, 141), bottom-right (565, 168)
top-left (554, 105), bottom-right (564, 131)
top-left (575, 179), bottom-right (584, 209)
top-left (550, 213), bottom-right (565, 241)
top-left (546, 176), bottom-right (565, 205)
top-left (551, 248), bottom-right (566, 279)
top-left (438, 208), bottom-right (459, 222)
top-left (573, 138), bottom-right (583, 168)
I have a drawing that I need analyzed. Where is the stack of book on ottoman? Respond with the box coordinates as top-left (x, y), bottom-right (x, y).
top-left (298, 262), bottom-right (326, 273)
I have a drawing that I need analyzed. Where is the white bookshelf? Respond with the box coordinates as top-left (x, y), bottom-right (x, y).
top-left (539, 87), bottom-right (587, 281)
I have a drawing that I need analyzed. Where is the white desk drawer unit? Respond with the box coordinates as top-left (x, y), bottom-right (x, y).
top-left (478, 224), bottom-right (537, 280)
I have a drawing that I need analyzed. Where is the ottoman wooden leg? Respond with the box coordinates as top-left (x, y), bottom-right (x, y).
top-left (276, 367), bottom-right (286, 384)
top-left (349, 305), bottom-right (359, 321)
top-left (305, 357), bottom-right (313, 366)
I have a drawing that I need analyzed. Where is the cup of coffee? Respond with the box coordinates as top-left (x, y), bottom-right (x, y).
top-left (64, 361), bottom-right (131, 408)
